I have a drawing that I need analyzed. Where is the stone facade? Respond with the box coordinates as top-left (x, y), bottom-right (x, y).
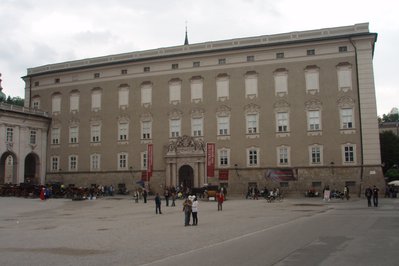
top-left (22, 23), bottom-right (384, 195)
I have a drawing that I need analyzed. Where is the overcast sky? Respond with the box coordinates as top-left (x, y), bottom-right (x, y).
top-left (0, 0), bottom-right (397, 116)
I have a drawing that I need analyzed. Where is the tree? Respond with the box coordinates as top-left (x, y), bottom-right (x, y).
top-left (380, 131), bottom-right (399, 174)
top-left (0, 96), bottom-right (24, 107)
top-left (381, 112), bottom-right (399, 123)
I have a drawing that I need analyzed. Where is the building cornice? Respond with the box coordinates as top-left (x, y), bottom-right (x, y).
top-left (24, 23), bottom-right (375, 78)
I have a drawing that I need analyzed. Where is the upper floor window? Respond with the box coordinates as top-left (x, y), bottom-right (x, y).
top-left (121, 69), bottom-right (128, 75)
top-left (305, 66), bottom-right (320, 94)
top-left (70, 92), bottom-right (79, 112)
top-left (69, 155), bottom-right (78, 171)
top-left (340, 108), bottom-right (354, 129)
top-left (52, 93), bottom-right (61, 114)
top-left (309, 145), bottom-right (323, 165)
top-left (277, 146), bottom-right (290, 166)
top-left (34, 81), bottom-right (39, 87)
top-left (191, 77), bottom-right (203, 103)
top-left (193, 61), bottom-right (200, 67)
top-left (90, 154), bottom-right (101, 171)
top-left (118, 122), bottom-right (129, 141)
top-left (91, 124), bottom-right (101, 143)
top-left (6, 127), bottom-right (13, 142)
top-left (32, 97), bottom-right (40, 109)
top-left (307, 49), bottom-right (315, 56)
top-left (245, 71), bottom-right (258, 99)
top-left (91, 89), bottom-right (102, 111)
top-left (172, 63), bottom-right (179, 69)
top-left (118, 153), bottom-right (128, 170)
top-left (55, 78), bottom-right (60, 83)
top-left (274, 69), bottom-right (288, 96)
top-left (218, 148), bottom-right (230, 167)
top-left (276, 112), bottom-right (289, 132)
top-left (337, 63), bottom-right (352, 92)
top-left (143, 66), bottom-right (150, 72)
top-left (216, 74), bottom-right (229, 101)
top-left (118, 86), bottom-right (129, 108)
top-left (246, 55), bottom-right (255, 62)
top-left (51, 128), bottom-right (60, 145)
top-left (217, 116), bottom-right (230, 136)
top-left (169, 79), bottom-right (181, 104)
top-left (247, 147), bottom-right (259, 167)
top-left (29, 130), bottom-right (37, 145)
top-left (308, 110), bottom-right (321, 131)
top-left (218, 58), bottom-right (226, 65)
top-left (94, 73), bottom-right (100, 78)
top-left (276, 52), bottom-right (284, 59)
top-left (246, 114), bottom-right (258, 134)
top-left (141, 83), bottom-right (152, 107)
top-left (191, 117), bottom-right (203, 137)
top-left (170, 119), bottom-right (181, 138)
top-left (69, 126), bottom-right (79, 144)
top-left (51, 156), bottom-right (59, 172)
top-left (141, 121), bottom-right (152, 140)
top-left (339, 46), bottom-right (348, 52)
top-left (342, 144), bottom-right (356, 164)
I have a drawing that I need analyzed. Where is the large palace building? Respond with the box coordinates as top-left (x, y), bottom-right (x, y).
top-left (19, 23), bottom-right (384, 195)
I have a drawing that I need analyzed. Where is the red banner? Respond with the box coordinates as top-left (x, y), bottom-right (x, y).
top-left (207, 143), bottom-right (215, 178)
top-left (219, 169), bottom-right (229, 180)
top-left (147, 144), bottom-right (153, 181)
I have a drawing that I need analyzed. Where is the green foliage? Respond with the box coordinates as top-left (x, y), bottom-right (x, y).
top-left (385, 168), bottom-right (399, 181)
top-left (381, 113), bottom-right (399, 123)
top-left (0, 96), bottom-right (24, 106)
top-left (380, 131), bottom-right (399, 173)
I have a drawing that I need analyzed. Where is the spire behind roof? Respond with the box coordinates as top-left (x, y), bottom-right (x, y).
top-left (184, 22), bottom-right (189, 45)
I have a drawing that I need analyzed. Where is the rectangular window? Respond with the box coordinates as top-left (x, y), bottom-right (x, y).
top-left (219, 149), bottom-right (230, 166)
top-left (337, 66), bottom-right (352, 91)
top-left (344, 145), bottom-right (355, 163)
top-left (141, 85), bottom-right (152, 106)
top-left (119, 123), bottom-right (129, 141)
top-left (141, 152), bottom-right (147, 170)
top-left (276, 52), bottom-right (284, 59)
top-left (218, 58), bottom-right (226, 65)
top-left (55, 78), bottom-right (60, 83)
top-left (170, 119), bottom-right (181, 138)
top-left (172, 64), bottom-right (179, 69)
top-left (277, 112), bottom-right (288, 132)
top-left (69, 127), bottom-right (79, 144)
top-left (118, 153), bottom-right (128, 170)
top-left (169, 82), bottom-right (181, 103)
top-left (121, 69), bottom-right (127, 75)
top-left (30, 130), bottom-right (37, 145)
top-left (311, 146), bottom-right (321, 164)
top-left (69, 155), bottom-right (78, 171)
top-left (70, 93), bottom-right (79, 112)
top-left (119, 88), bottom-right (129, 107)
top-left (245, 75), bottom-right (258, 98)
top-left (192, 117), bottom-right (203, 137)
top-left (32, 98), bottom-right (40, 109)
top-left (91, 125), bottom-right (101, 143)
top-left (307, 49), bottom-right (315, 56)
top-left (52, 95), bottom-right (61, 113)
top-left (34, 81), bottom-right (39, 86)
top-left (217, 116), bottom-right (229, 136)
top-left (6, 128), bottom-right (13, 142)
top-left (308, 110), bottom-right (320, 131)
top-left (142, 121), bottom-right (151, 139)
top-left (247, 114), bottom-right (258, 134)
top-left (305, 69), bottom-right (319, 93)
top-left (90, 154), bottom-right (100, 171)
top-left (247, 55), bottom-right (255, 62)
top-left (51, 156), bottom-right (59, 171)
top-left (216, 77), bottom-right (229, 100)
top-left (274, 73), bottom-right (288, 94)
top-left (94, 73), bottom-right (100, 78)
top-left (341, 108), bottom-right (353, 129)
top-left (339, 46), bottom-right (348, 52)
top-left (91, 90), bottom-right (101, 110)
top-left (191, 78), bottom-right (203, 102)
top-left (193, 61), bottom-right (200, 67)
top-left (278, 147), bottom-right (289, 164)
top-left (143, 67), bottom-right (150, 72)
top-left (51, 128), bottom-right (60, 145)
top-left (248, 149), bottom-right (259, 166)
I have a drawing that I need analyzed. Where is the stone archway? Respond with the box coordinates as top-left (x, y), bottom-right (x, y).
top-left (24, 153), bottom-right (40, 184)
top-left (179, 165), bottom-right (194, 189)
top-left (0, 152), bottom-right (17, 184)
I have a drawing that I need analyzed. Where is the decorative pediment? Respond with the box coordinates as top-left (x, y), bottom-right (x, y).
top-left (167, 135), bottom-right (205, 153)
top-left (191, 108), bottom-right (205, 118)
top-left (168, 109), bottom-right (183, 119)
top-left (305, 99), bottom-right (323, 110)
top-left (117, 114), bottom-right (130, 123)
top-left (244, 103), bottom-right (260, 114)
top-left (216, 105), bottom-right (231, 117)
top-left (337, 96), bottom-right (355, 108)
top-left (140, 112), bottom-right (153, 122)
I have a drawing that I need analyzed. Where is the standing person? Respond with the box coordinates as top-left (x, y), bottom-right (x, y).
top-left (323, 185), bottom-right (330, 201)
top-left (217, 192), bottom-right (224, 211)
top-left (164, 187), bottom-right (170, 207)
top-left (143, 189), bottom-right (147, 203)
top-left (365, 186), bottom-right (373, 207)
top-left (343, 185), bottom-right (350, 200)
top-left (171, 191), bottom-right (176, 207)
top-left (191, 196), bottom-right (198, 226)
top-left (155, 193), bottom-right (162, 214)
top-left (182, 197), bottom-right (192, 226)
top-left (40, 187), bottom-right (46, 201)
top-left (134, 189), bottom-right (139, 203)
top-left (372, 185), bottom-right (379, 207)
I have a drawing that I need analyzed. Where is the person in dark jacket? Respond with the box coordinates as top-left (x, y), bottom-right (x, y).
top-left (155, 193), bottom-right (162, 214)
top-left (365, 186), bottom-right (372, 207)
top-left (372, 185), bottom-right (379, 207)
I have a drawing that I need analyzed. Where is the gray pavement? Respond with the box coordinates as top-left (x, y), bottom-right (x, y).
top-left (0, 196), bottom-right (398, 266)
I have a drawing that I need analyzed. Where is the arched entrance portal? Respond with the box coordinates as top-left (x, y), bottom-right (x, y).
top-left (0, 152), bottom-right (17, 184)
top-left (179, 165), bottom-right (194, 189)
top-left (24, 153), bottom-right (40, 184)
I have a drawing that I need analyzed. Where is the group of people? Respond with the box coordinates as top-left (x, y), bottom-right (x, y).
top-left (365, 185), bottom-right (380, 207)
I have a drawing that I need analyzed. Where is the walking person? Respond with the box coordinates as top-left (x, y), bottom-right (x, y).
top-left (164, 187), bottom-right (170, 207)
top-left (365, 186), bottom-right (372, 207)
top-left (182, 197), bottom-right (192, 226)
top-left (155, 193), bottom-right (162, 214)
top-left (143, 189), bottom-right (147, 203)
top-left (372, 185), bottom-right (379, 207)
top-left (171, 191), bottom-right (176, 207)
top-left (343, 185), bottom-right (350, 200)
top-left (191, 196), bottom-right (198, 226)
top-left (217, 192), bottom-right (224, 211)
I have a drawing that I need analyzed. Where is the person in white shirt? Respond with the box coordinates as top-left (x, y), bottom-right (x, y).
top-left (191, 196), bottom-right (199, 225)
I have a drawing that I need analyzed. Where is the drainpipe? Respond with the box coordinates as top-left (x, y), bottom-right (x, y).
top-left (349, 38), bottom-right (364, 197)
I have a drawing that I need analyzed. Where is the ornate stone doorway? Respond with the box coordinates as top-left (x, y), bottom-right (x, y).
top-left (0, 152), bottom-right (17, 184)
top-left (165, 135), bottom-right (206, 188)
top-left (179, 165), bottom-right (194, 189)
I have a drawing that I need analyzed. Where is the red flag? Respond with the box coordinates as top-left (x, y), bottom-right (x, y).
top-left (207, 143), bottom-right (215, 178)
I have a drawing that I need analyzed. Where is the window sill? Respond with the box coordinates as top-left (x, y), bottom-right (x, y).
top-left (246, 133), bottom-right (260, 139)
top-left (276, 132), bottom-right (290, 138)
top-left (307, 130), bottom-right (322, 136)
top-left (217, 135), bottom-right (230, 141)
top-left (140, 139), bottom-right (152, 144)
top-left (340, 129), bottom-right (356, 134)
top-left (118, 141), bottom-right (129, 145)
